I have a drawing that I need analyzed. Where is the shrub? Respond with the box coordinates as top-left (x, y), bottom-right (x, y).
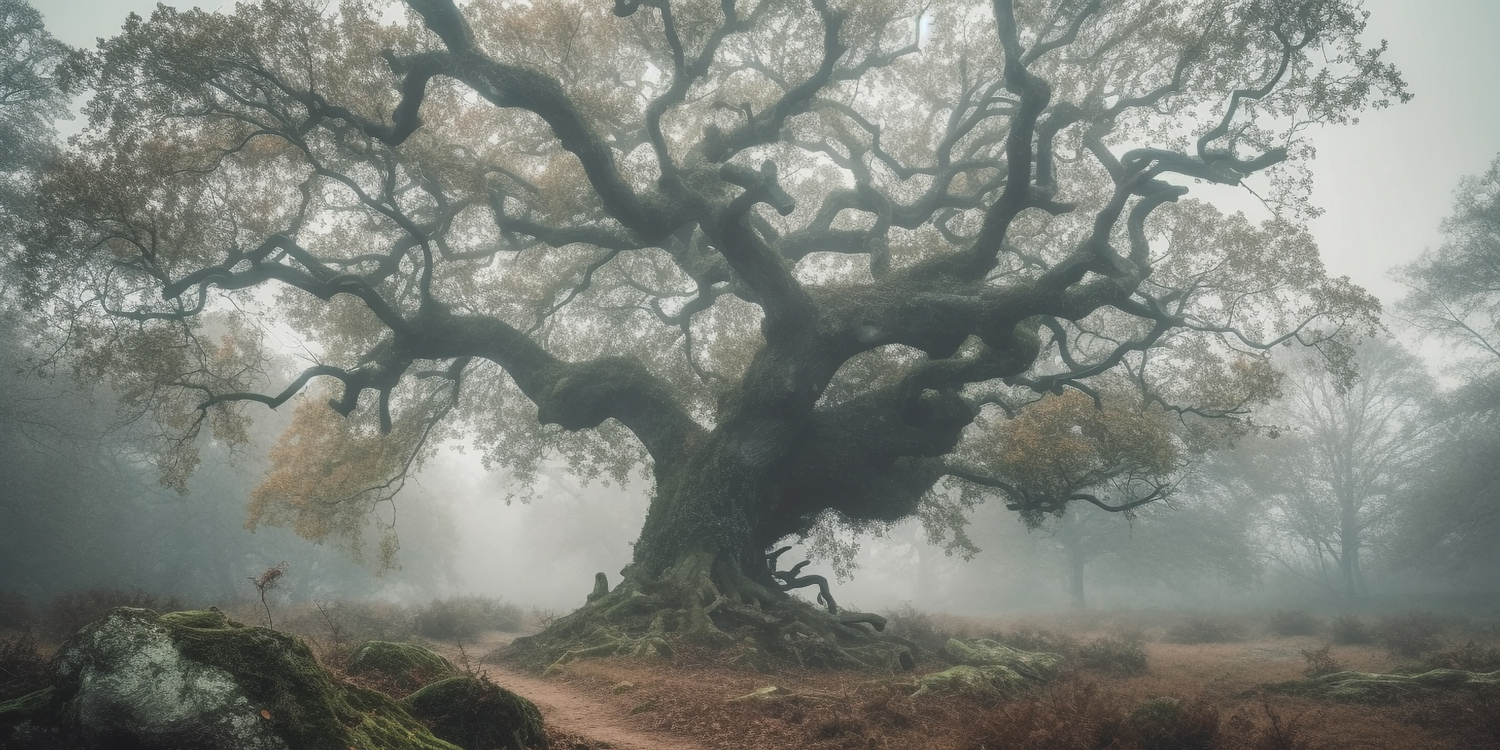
top-left (415, 596), bottom-right (523, 641)
top-left (293, 599), bottom-right (416, 648)
top-left (1127, 697), bottom-right (1220, 750)
top-left (0, 632), bottom-right (49, 701)
top-left (0, 590), bottom-right (35, 632)
top-left (1167, 616), bottom-right (1245, 644)
top-left (883, 604), bottom-right (949, 651)
top-left (1422, 641), bottom-right (1500, 672)
top-left (966, 680), bottom-right (1131, 750)
top-left (1375, 612), bottom-right (1447, 658)
top-left (1267, 610), bottom-right (1321, 637)
top-left (1299, 644), bottom-right (1342, 678)
top-left (1239, 701), bottom-right (1322, 750)
top-left (1076, 636), bottom-right (1149, 676)
top-left (44, 587), bottom-right (181, 640)
top-left (1329, 614), bottom-right (1372, 645)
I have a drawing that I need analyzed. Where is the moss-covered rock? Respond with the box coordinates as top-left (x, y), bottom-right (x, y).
top-left (944, 638), bottom-right (1063, 680)
top-left (348, 640), bottom-right (458, 692)
top-left (911, 665), bottom-right (1029, 700)
top-left (401, 676), bottom-right (546, 750)
top-left (0, 607), bottom-right (463, 750)
top-left (1281, 668), bottom-right (1500, 703)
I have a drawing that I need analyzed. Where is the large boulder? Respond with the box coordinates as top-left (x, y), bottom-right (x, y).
top-left (0, 608), bottom-right (460, 750)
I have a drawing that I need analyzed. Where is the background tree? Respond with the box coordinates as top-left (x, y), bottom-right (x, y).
top-left (22, 0), bottom-right (1402, 663)
top-left (1392, 154), bottom-right (1500, 575)
top-left (962, 388), bottom-right (1179, 608)
top-left (1235, 339), bottom-right (1429, 598)
top-left (0, 0), bottom-right (69, 285)
top-left (958, 377), bottom-right (1266, 608)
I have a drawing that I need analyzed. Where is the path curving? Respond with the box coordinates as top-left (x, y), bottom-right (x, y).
top-left (427, 636), bottom-right (704, 750)
top-left (481, 663), bottom-right (704, 750)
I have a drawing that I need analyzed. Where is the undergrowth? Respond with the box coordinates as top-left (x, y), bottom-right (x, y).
top-left (1268, 610), bottom-right (1322, 637)
top-left (1329, 615), bottom-right (1373, 645)
top-left (415, 596), bottom-right (525, 641)
top-left (1167, 616), bottom-right (1246, 644)
top-left (0, 632), bottom-right (49, 701)
top-left (1374, 612), bottom-right (1447, 658)
top-left (961, 680), bottom-right (1328, 750)
top-left (44, 587), bottom-right (182, 640)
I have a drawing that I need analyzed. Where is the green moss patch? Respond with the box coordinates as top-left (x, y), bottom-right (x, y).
top-left (911, 664), bottom-right (1030, 700)
top-left (401, 676), bottom-right (546, 750)
top-left (348, 641), bottom-right (458, 693)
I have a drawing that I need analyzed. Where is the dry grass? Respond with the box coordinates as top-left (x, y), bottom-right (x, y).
top-left (42, 587), bottom-right (183, 641)
top-left (1373, 612), bottom-right (1448, 659)
top-left (14, 592), bottom-right (1499, 750)
top-left (0, 632), bottom-right (49, 701)
top-left (491, 604), bottom-right (1500, 750)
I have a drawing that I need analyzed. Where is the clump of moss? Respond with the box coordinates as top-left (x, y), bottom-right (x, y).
top-left (348, 641), bottom-right (457, 693)
top-left (401, 676), bottom-right (547, 750)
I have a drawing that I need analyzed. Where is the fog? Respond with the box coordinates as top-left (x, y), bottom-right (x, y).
top-left (8, 0), bottom-right (1497, 625)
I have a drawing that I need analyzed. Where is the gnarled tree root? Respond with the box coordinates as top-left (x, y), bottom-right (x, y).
top-left (501, 551), bottom-right (916, 675)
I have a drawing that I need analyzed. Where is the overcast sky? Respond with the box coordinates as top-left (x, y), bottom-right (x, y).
top-left (37, 0), bottom-right (1500, 308)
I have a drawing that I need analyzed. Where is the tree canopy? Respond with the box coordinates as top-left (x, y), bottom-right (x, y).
top-left (19, 0), bottom-right (1405, 643)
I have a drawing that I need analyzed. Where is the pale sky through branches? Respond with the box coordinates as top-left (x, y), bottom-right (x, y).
top-left (36, 0), bottom-right (1500, 309)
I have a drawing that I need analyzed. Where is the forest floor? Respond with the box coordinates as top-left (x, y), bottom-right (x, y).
top-left (10, 594), bottom-right (1494, 749)
top-left (419, 607), bottom-right (1500, 750)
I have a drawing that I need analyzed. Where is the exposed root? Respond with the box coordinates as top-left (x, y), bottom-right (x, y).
top-left (767, 546), bottom-right (837, 613)
top-left (503, 550), bottom-right (916, 676)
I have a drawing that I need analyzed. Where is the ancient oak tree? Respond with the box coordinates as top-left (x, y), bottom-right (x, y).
top-left (27, 0), bottom-right (1401, 663)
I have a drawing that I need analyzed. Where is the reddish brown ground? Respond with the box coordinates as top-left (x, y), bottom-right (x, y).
top-left (425, 610), bottom-right (1497, 750)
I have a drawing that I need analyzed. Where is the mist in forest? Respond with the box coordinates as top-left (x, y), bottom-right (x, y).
top-left (4, 0), bottom-right (1500, 645)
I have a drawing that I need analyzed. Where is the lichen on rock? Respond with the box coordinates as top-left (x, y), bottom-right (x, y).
top-left (943, 638), bottom-right (1063, 680)
top-left (910, 664), bottom-right (1030, 700)
top-left (1284, 668), bottom-right (1500, 703)
top-left (0, 607), bottom-right (464, 750)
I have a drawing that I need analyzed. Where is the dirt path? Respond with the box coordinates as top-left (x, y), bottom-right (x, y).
top-left (480, 662), bottom-right (705, 750)
top-left (428, 636), bottom-right (705, 750)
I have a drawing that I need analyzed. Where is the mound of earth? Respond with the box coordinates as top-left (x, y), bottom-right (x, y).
top-left (0, 608), bottom-right (543, 750)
